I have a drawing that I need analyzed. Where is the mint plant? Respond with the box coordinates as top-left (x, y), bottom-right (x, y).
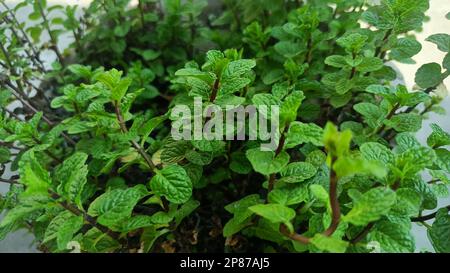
top-left (0, 0), bottom-right (450, 253)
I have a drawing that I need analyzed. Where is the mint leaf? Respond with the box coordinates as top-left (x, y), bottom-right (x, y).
top-left (249, 204), bottom-right (295, 228)
top-left (426, 33), bottom-right (450, 52)
top-left (286, 121), bottom-right (324, 147)
top-left (360, 142), bottom-right (394, 165)
top-left (369, 215), bottom-right (414, 253)
top-left (384, 113), bottom-right (422, 132)
top-left (246, 148), bottom-right (290, 176)
top-left (88, 185), bottom-right (148, 228)
top-left (415, 63), bottom-right (442, 89)
top-left (19, 151), bottom-right (51, 196)
top-left (279, 162), bottom-right (317, 183)
top-left (427, 124), bottom-right (450, 148)
top-left (310, 233), bottom-right (349, 253)
top-left (55, 152), bottom-right (89, 208)
top-left (150, 165), bottom-right (192, 204)
top-left (428, 208), bottom-right (450, 253)
top-left (343, 187), bottom-right (396, 226)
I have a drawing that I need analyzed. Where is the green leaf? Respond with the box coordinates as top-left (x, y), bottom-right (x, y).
top-left (249, 204), bottom-right (295, 227)
top-left (435, 148), bottom-right (450, 173)
top-left (415, 63), bottom-right (442, 89)
top-left (191, 139), bottom-right (225, 153)
top-left (356, 57), bottom-right (384, 72)
top-left (113, 23), bottom-right (131, 37)
top-left (428, 208), bottom-right (450, 253)
top-left (88, 185), bottom-right (148, 228)
top-left (0, 147), bottom-right (11, 163)
top-left (150, 165), bottom-right (192, 204)
top-left (384, 113), bottom-right (422, 132)
top-left (19, 151), bottom-right (51, 196)
top-left (390, 37), bottom-right (422, 61)
top-left (444, 53), bottom-right (450, 70)
top-left (427, 124), bottom-right (450, 148)
top-left (336, 33), bottom-right (367, 53)
top-left (310, 233), bottom-right (349, 253)
top-left (43, 211), bottom-right (84, 250)
top-left (0, 203), bottom-right (44, 228)
top-left (392, 188), bottom-right (421, 217)
top-left (426, 33), bottom-right (450, 52)
top-left (280, 91), bottom-right (305, 125)
top-left (323, 123), bottom-right (352, 158)
top-left (268, 185), bottom-right (308, 206)
top-left (223, 59), bottom-right (256, 77)
top-left (229, 151), bottom-right (252, 174)
top-left (279, 162), bottom-right (317, 183)
top-left (274, 41), bottom-right (304, 58)
top-left (173, 199), bottom-right (200, 227)
top-left (310, 184), bottom-right (329, 204)
top-left (218, 77), bottom-right (251, 97)
top-left (353, 103), bottom-right (383, 129)
top-left (333, 156), bottom-right (387, 178)
top-left (160, 140), bottom-right (190, 164)
top-left (55, 152), bottom-right (89, 208)
top-left (246, 148), bottom-right (290, 176)
top-left (325, 55), bottom-right (348, 68)
top-left (394, 146), bottom-right (436, 177)
top-left (369, 215), bottom-right (415, 253)
top-left (286, 121), bottom-right (324, 148)
top-left (185, 150), bottom-right (213, 166)
top-left (223, 195), bottom-right (261, 237)
top-left (251, 93), bottom-right (280, 108)
top-left (360, 142), bottom-right (394, 165)
top-left (343, 187), bottom-right (396, 226)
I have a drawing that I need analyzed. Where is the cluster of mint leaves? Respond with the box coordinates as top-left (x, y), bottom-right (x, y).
top-left (0, 0), bottom-right (450, 253)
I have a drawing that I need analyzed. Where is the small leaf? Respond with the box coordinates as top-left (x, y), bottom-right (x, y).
top-left (427, 124), bottom-right (450, 148)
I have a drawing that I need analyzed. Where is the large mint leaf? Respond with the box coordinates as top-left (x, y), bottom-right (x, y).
top-left (369, 215), bottom-right (415, 253)
top-left (246, 148), bottom-right (290, 176)
top-left (88, 185), bottom-right (149, 228)
top-left (310, 233), bottom-right (349, 253)
top-left (279, 162), bottom-right (317, 183)
top-left (343, 187), bottom-right (396, 226)
top-left (249, 204), bottom-right (295, 230)
top-left (150, 165), bottom-right (192, 204)
top-left (19, 151), bottom-right (51, 196)
top-left (286, 121), bottom-right (324, 148)
top-left (360, 142), bottom-right (394, 165)
top-left (428, 208), bottom-right (450, 253)
top-left (55, 152), bottom-right (89, 208)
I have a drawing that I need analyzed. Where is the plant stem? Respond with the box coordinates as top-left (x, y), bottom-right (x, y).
top-left (113, 102), bottom-right (157, 171)
top-left (209, 79), bottom-right (220, 102)
top-left (350, 222), bottom-right (375, 244)
top-left (411, 205), bottom-right (450, 222)
top-left (48, 190), bottom-right (126, 245)
top-left (3, 81), bottom-right (76, 146)
top-left (279, 156), bottom-right (341, 244)
top-left (371, 102), bottom-right (399, 136)
top-left (267, 125), bottom-right (289, 193)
